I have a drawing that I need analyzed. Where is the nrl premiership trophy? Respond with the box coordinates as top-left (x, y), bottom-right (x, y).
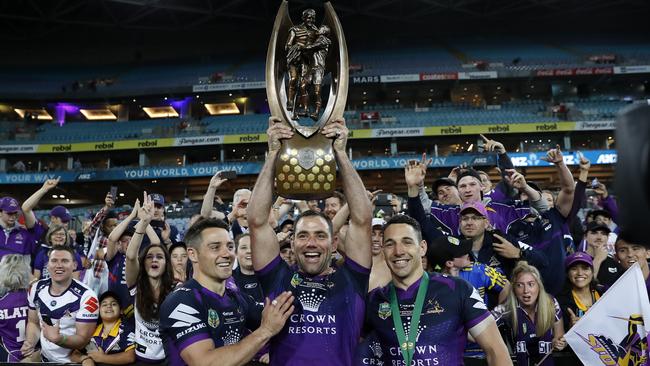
top-left (266, 1), bottom-right (348, 199)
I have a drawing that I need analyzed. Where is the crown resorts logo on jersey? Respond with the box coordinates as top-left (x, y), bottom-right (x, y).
top-left (298, 289), bottom-right (327, 312)
top-left (378, 302), bottom-right (391, 320)
top-left (223, 328), bottom-right (242, 346)
top-left (208, 309), bottom-right (220, 328)
top-left (578, 314), bottom-right (648, 366)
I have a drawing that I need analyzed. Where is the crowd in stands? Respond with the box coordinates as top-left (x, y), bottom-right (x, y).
top-left (0, 117), bottom-right (648, 366)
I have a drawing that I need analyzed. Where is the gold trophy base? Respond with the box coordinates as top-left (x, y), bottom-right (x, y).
top-left (275, 133), bottom-right (336, 200)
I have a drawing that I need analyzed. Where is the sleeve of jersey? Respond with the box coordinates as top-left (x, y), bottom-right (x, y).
top-left (483, 265), bottom-right (507, 293)
top-left (121, 323), bottom-right (136, 352)
top-left (77, 288), bottom-right (100, 323)
top-left (160, 292), bottom-right (212, 353)
top-left (74, 253), bottom-right (84, 271)
top-left (459, 279), bottom-right (490, 331)
top-left (343, 258), bottom-right (371, 296)
top-left (255, 255), bottom-right (290, 298)
top-left (33, 252), bottom-right (45, 272)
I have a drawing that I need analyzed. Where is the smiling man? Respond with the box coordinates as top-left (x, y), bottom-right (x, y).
top-left (248, 117), bottom-right (372, 366)
top-left (22, 246), bottom-right (98, 362)
top-left (366, 215), bottom-right (511, 365)
top-left (159, 218), bottom-right (294, 366)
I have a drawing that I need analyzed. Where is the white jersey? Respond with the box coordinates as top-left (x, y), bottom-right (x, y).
top-left (129, 286), bottom-right (165, 362)
top-left (28, 279), bottom-right (98, 362)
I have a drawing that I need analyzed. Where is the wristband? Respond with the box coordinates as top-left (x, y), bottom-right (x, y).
top-left (57, 334), bottom-right (67, 346)
top-left (135, 231), bottom-right (145, 235)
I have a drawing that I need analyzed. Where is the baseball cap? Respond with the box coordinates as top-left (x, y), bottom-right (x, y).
top-left (98, 290), bottom-right (122, 306)
top-left (0, 197), bottom-right (20, 213)
top-left (459, 202), bottom-right (488, 217)
top-left (585, 221), bottom-right (611, 234)
top-left (428, 236), bottom-right (473, 268)
top-left (456, 169), bottom-right (482, 186)
top-left (565, 251), bottom-right (593, 269)
top-left (432, 177), bottom-right (456, 195)
top-left (149, 193), bottom-right (165, 206)
top-left (50, 205), bottom-right (72, 223)
top-left (371, 218), bottom-right (386, 228)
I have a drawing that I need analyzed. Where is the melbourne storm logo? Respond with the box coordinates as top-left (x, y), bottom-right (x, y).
top-left (577, 314), bottom-right (648, 366)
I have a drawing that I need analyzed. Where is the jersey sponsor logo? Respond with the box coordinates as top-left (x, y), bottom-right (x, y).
top-left (208, 309), bottom-right (220, 328)
top-left (608, 267), bottom-right (618, 273)
top-left (470, 288), bottom-right (488, 310)
top-left (176, 322), bottom-right (207, 338)
top-left (378, 302), bottom-right (391, 320)
top-left (85, 297), bottom-right (99, 313)
top-left (298, 290), bottom-right (326, 312)
top-left (290, 273), bottom-right (303, 287)
top-left (243, 283), bottom-right (258, 289)
top-left (169, 303), bottom-right (202, 328)
top-left (50, 300), bottom-right (57, 307)
top-left (425, 299), bottom-right (445, 315)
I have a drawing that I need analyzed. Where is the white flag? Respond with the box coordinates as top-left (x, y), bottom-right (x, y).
top-left (565, 263), bottom-right (650, 365)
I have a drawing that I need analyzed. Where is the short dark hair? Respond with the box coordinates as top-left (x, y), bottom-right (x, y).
top-left (47, 245), bottom-right (76, 259)
top-left (234, 233), bottom-right (250, 252)
top-left (99, 290), bottom-right (122, 307)
top-left (295, 210), bottom-right (334, 238)
top-left (456, 169), bottom-right (483, 186)
top-left (184, 218), bottom-right (229, 249)
top-left (328, 191), bottom-right (347, 206)
top-left (382, 214), bottom-right (422, 242)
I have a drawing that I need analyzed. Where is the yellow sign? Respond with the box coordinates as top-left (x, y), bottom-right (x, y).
top-left (13, 121), bottom-right (582, 154)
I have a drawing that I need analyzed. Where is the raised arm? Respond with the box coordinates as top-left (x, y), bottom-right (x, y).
top-left (542, 145), bottom-right (575, 218)
top-left (106, 200), bottom-right (139, 262)
top-left (125, 193), bottom-right (154, 288)
top-left (322, 118), bottom-right (372, 268)
top-left (505, 169), bottom-right (548, 211)
top-left (21, 177), bottom-right (60, 228)
top-left (249, 117), bottom-right (294, 270)
top-left (201, 172), bottom-right (228, 219)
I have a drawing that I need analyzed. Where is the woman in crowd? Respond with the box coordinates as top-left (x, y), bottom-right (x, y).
top-left (71, 291), bottom-right (135, 366)
top-left (557, 252), bottom-right (605, 331)
top-left (495, 261), bottom-right (566, 366)
top-left (0, 255), bottom-right (32, 362)
top-left (126, 193), bottom-right (174, 365)
top-left (32, 224), bottom-right (83, 281)
top-left (169, 242), bottom-right (188, 286)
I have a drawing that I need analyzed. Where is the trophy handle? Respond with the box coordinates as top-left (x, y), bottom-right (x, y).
top-left (265, 1), bottom-right (348, 138)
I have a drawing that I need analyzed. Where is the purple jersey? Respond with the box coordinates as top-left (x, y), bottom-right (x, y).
top-left (431, 200), bottom-right (530, 235)
top-left (0, 290), bottom-right (29, 362)
top-left (366, 273), bottom-right (490, 366)
top-left (0, 224), bottom-right (43, 260)
top-left (159, 279), bottom-right (262, 366)
top-left (91, 318), bottom-right (135, 355)
top-left (107, 252), bottom-right (134, 317)
top-left (256, 256), bottom-right (369, 366)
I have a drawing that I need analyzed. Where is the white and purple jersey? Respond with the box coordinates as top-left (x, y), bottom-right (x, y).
top-left (130, 286), bottom-right (166, 363)
top-left (366, 273), bottom-right (490, 366)
top-left (159, 279), bottom-right (262, 366)
top-left (256, 256), bottom-right (370, 366)
top-left (28, 278), bottom-right (99, 362)
top-left (0, 290), bottom-right (29, 362)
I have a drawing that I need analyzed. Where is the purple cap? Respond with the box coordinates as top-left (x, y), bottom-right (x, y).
top-left (149, 193), bottom-right (165, 206)
top-left (50, 205), bottom-right (72, 222)
top-left (0, 197), bottom-right (20, 213)
top-left (459, 201), bottom-right (488, 217)
top-left (565, 251), bottom-right (594, 269)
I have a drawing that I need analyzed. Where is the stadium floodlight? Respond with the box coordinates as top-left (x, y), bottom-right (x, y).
top-left (204, 102), bottom-right (240, 116)
top-left (80, 108), bottom-right (117, 120)
top-left (14, 108), bottom-right (53, 121)
top-left (142, 106), bottom-right (179, 118)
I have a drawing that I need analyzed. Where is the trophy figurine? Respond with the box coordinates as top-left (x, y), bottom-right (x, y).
top-left (266, 1), bottom-right (349, 199)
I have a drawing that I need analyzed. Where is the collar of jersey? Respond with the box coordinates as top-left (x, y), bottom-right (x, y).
top-left (94, 319), bottom-right (122, 338)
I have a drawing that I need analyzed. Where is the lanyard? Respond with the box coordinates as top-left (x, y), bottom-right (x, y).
top-left (389, 272), bottom-right (429, 366)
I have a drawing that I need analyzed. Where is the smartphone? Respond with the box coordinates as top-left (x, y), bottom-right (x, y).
top-left (109, 186), bottom-right (118, 201)
top-left (490, 229), bottom-right (505, 244)
top-left (41, 315), bottom-right (53, 326)
top-left (219, 170), bottom-right (237, 180)
top-left (375, 194), bottom-right (392, 206)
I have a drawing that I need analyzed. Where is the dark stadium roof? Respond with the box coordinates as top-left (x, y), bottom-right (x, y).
top-left (0, 0), bottom-right (648, 65)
